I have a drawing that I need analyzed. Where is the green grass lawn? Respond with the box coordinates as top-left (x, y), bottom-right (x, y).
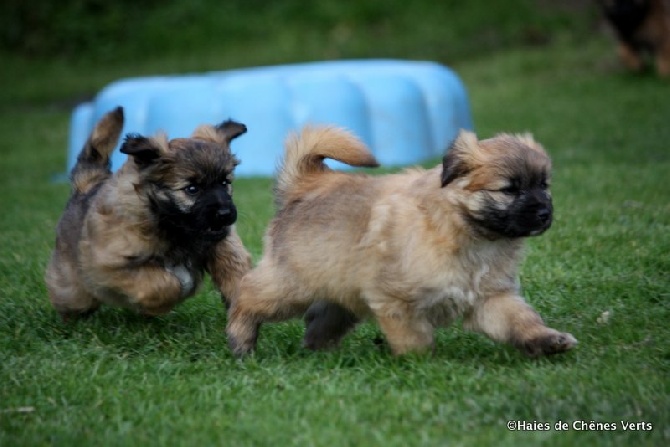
top-left (1, 9), bottom-right (669, 447)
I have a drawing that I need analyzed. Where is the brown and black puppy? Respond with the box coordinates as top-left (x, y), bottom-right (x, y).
top-left (226, 127), bottom-right (577, 357)
top-left (599, 0), bottom-right (670, 77)
top-left (45, 107), bottom-right (252, 320)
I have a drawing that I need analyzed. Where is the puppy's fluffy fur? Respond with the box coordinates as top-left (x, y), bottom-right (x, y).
top-left (599, 0), bottom-right (670, 77)
top-left (226, 126), bottom-right (577, 357)
top-left (46, 107), bottom-right (251, 320)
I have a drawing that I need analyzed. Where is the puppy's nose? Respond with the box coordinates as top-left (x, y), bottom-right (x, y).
top-left (216, 209), bottom-right (231, 219)
top-left (213, 207), bottom-right (237, 226)
top-left (537, 208), bottom-right (551, 223)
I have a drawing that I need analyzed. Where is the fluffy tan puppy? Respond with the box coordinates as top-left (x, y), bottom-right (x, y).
top-left (46, 107), bottom-right (251, 320)
top-left (226, 127), bottom-right (577, 357)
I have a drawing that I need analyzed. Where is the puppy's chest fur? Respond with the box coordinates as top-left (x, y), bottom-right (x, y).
top-left (367, 185), bottom-right (521, 326)
top-left (154, 231), bottom-right (216, 269)
top-left (413, 244), bottom-right (520, 326)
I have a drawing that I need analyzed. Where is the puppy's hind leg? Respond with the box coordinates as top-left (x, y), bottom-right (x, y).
top-left (303, 301), bottom-right (358, 350)
top-left (226, 266), bottom-right (311, 356)
top-left (618, 43), bottom-right (645, 73)
top-left (45, 256), bottom-right (100, 322)
top-left (464, 293), bottom-right (577, 357)
top-left (656, 39), bottom-right (670, 77)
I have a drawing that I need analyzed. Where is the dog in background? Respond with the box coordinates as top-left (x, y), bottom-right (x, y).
top-left (45, 107), bottom-right (252, 320)
top-left (599, 0), bottom-right (670, 77)
top-left (226, 126), bottom-right (577, 357)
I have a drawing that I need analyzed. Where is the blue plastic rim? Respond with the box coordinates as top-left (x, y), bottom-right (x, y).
top-left (67, 59), bottom-right (474, 177)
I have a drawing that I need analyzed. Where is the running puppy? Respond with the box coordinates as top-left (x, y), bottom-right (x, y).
top-left (599, 0), bottom-right (670, 77)
top-left (46, 107), bottom-right (251, 320)
top-left (226, 127), bottom-right (577, 357)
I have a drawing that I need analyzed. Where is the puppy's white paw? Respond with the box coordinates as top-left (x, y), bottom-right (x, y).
top-left (167, 265), bottom-right (195, 298)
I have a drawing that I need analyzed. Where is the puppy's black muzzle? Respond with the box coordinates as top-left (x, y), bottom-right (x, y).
top-left (516, 191), bottom-right (553, 237)
top-left (196, 186), bottom-right (237, 237)
top-left (208, 203), bottom-right (237, 231)
top-left (478, 189), bottom-right (553, 239)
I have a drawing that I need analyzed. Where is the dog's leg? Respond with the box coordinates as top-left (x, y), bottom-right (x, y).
top-left (375, 312), bottom-right (434, 355)
top-left (45, 256), bottom-right (101, 321)
top-left (618, 43), bottom-right (645, 72)
top-left (89, 265), bottom-right (187, 316)
top-left (207, 230), bottom-right (252, 308)
top-left (303, 301), bottom-right (358, 350)
top-left (656, 39), bottom-right (670, 77)
top-left (366, 292), bottom-right (434, 355)
top-left (226, 266), bottom-right (310, 356)
top-left (49, 287), bottom-right (101, 322)
top-left (464, 293), bottom-right (577, 357)
top-left (130, 268), bottom-right (188, 316)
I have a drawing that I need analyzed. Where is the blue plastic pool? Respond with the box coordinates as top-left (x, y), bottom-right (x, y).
top-left (68, 59), bottom-right (473, 176)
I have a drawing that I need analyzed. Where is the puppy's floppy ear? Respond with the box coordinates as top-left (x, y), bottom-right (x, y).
top-left (120, 134), bottom-right (162, 167)
top-left (216, 119), bottom-right (247, 143)
top-left (441, 130), bottom-right (478, 187)
top-left (191, 119), bottom-right (247, 146)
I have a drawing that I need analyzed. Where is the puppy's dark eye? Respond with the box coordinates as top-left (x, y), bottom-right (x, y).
top-left (500, 178), bottom-right (521, 195)
top-left (184, 184), bottom-right (200, 195)
top-left (500, 185), bottom-right (520, 194)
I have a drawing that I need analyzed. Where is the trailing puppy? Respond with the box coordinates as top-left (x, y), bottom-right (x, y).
top-left (226, 126), bottom-right (577, 357)
top-left (599, 0), bottom-right (670, 77)
top-left (45, 107), bottom-right (252, 320)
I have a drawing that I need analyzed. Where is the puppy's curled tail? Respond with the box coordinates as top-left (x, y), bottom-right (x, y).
top-left (71, 107), bottom-right (124, 195)
top-left (275, 126), bottom-right (379, 207)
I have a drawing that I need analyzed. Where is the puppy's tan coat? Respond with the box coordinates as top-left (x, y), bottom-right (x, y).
top-left (226, 127), bottom-right (576, 357)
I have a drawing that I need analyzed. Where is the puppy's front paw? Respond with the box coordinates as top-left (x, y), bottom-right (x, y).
top-left (227, 333), bottom-right (257, 357)
top-left (226, 320), bottom-right (260, 357)
top-left (520, 331), bottom-right (577, 357)
top-left (165, 264), bottom-right (195, 298)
